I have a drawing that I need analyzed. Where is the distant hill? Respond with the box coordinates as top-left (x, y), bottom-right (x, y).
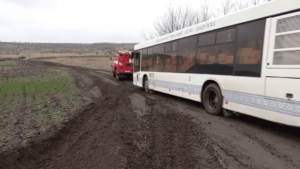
top-left (0, 42), bottom-right (137, 55)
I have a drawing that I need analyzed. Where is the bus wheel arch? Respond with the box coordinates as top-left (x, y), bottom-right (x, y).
top-left (142, 74), bottom-right (148, 88)
top-left (201, 80), bottom-right (223, 116)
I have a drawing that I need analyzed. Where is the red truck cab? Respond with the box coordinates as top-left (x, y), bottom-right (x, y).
top-left (111, 51), bottom-right (133, 80)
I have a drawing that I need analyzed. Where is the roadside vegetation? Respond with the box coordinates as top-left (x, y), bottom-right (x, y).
top-left (0, 66), bottom-right (81, 147)
top-left (0, 60), bottom-right (17, 70)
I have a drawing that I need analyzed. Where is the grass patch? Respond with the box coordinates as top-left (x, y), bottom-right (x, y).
top-left (0, 60), bottom-right (16, 66)
top-left (0, 60), bottom-right (18, 70)
top-left (0, 69), bottom-right (81, 144)
top-left (30, 57), bottom-right (57, 60)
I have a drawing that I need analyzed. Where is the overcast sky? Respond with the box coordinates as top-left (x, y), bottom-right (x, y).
top-left (0, 0), bottom-right (246, 43)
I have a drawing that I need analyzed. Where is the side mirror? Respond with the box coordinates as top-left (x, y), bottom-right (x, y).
top-left (131, 51), bottom-right (135, 59)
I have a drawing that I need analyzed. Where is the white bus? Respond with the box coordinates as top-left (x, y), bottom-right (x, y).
top-left (131, 0), bottom-right (300, 127)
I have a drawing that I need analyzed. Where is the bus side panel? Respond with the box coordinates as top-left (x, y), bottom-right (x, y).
top-left (133, 73), bottom-right (143, 87)
top-left (226, 101), bottom-right (300, 127)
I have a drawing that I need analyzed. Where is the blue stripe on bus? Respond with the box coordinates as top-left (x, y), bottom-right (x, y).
top-left (133, 78), bottom-right (300, 117)
top-left (223, 90), bottom-right (300, 117)
top-left (149, 79), bottom-right (202, 95)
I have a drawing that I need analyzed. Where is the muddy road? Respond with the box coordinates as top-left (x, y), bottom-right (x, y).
top-left (1, 60), bottom-right (300, 169)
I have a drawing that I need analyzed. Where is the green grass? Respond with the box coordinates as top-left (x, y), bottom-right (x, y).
top-left (0, 80), bottom-right (64, 98)
top-left (31, 57), bottom-right (57, 60)
top-left (0, 69), bottom-right (81, 143)
top-left (0, 60), bottom-right (16, 66)
top-left (0, 60), bottom-right (18, 70)
top-left (31, 55), bottom-right (111, 60)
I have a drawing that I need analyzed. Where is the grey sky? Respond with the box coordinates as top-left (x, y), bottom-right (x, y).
top-left (0, 0), bottom-right (248, 43)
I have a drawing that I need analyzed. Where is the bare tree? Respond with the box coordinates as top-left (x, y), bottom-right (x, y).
top-left (140, 30), bottom-right (157, 41)
top-left (213, 8), bottom-right (221, 18)
top-left (199, 2), bottom-right (214, 22)
top-left (140, 4), bottom-right (211, 40)
top-left (235, 0), bottom-right (249, 11)
top-left (250, 0), bottom-right (260, 5)
top-left (220, 0), bottom-right (235, 15)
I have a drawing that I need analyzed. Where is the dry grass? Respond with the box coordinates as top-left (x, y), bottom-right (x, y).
top-left (47, 57), bottom-right (113, 71)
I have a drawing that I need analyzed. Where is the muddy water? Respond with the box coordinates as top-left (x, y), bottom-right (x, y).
top-left (1, 60), bottom-right (300, 169)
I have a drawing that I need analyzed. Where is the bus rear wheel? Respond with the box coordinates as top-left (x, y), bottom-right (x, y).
top-left (203, 83), bottom-right (223, 116)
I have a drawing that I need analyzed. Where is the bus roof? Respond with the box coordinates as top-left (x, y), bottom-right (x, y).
top-left (134, 0), bottom-right (300, 50)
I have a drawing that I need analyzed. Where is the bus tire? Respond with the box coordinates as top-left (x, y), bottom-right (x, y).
top-left (203, 83), bottom-right (223, 116)
top-left (144, 77), bottom-right (149, 93)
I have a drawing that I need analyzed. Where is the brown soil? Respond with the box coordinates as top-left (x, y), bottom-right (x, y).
top-left (1, 60), bottom-right (300, 169)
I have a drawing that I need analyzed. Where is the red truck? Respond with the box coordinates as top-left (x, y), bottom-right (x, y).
top-left (111, 51), bottom-right (133, 80)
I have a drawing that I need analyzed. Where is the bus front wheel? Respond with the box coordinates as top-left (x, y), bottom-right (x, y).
top-left (203, 83), bottom-right (223, 116)
top-left (144, 77), bottom-right (150, 93)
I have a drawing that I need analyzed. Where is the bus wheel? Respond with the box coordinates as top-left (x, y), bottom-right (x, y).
top-left (144, 77), bottom-right (149, 93)
top-left (203, 83), bottom-right (223, 115)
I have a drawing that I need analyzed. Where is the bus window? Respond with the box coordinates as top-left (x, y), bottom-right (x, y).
top-left (178, 51), bottom-right (195, 73)
top-left (143, 48), bottom-right (148, 55)
top-left (217, 43), bottom-right (235, 65)
top-left (142, 47), bottom-right (153, 71)
top-left (198, 32), bottom-right (216, 47)
top-left (164, 53), bottom-right (177, 72)
top-left (172, 42), bottom-right (177, 51)
top-left (178, 36), bottom-right (197, 73)
top-left (153, 44), bottom-right (164, 72)
top-left (234, 19), bottom-right (265, 77)
top-left (133, 50), bottom-right (141, 72)
top-left (196, 44), bottom-right (234, 75)
top-left (165, 43), bottom-right (171, 52)
top-left (217, 28), bottom-right (236, 44)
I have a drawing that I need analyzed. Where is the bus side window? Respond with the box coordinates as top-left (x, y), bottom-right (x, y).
top-left (196, 32), bottom-right (234, 75)
top-left (234, 19), bottom-right (266, 77)
top-left (153, 44), bottom-right (164, 72)
top-left (133, 51), bottom-right (141, 72)
top-left (142, 47), bottom-right (154, 71)
top-left (177, 36), bottom-right (197, 73)
top-left (163, 42), bottom-right (178, 72)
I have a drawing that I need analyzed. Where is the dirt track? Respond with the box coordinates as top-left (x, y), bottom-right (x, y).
top-left (1, 60), bottom-right (300, 169)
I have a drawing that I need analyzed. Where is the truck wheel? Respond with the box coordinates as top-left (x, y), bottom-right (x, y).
top-left (113, 70), bottom-right (116, 77)
top-left (115, 68), bottom-right (120, 81)
top-left (203, 83), bottom-right (223, 116)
